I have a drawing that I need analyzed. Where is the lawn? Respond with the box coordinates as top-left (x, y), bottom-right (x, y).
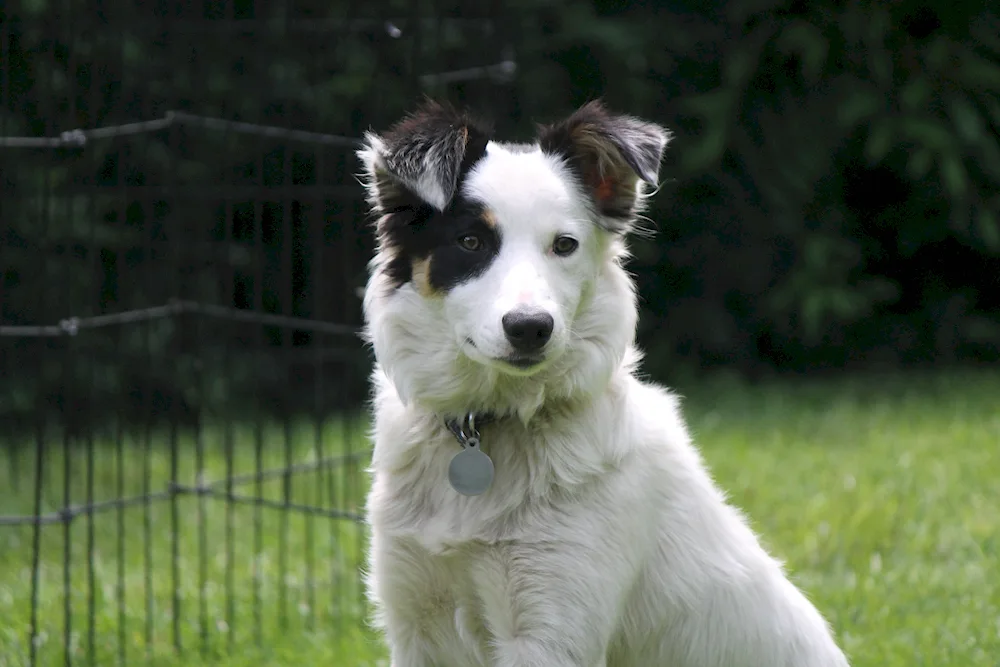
top-left (1, 370), bottom-right (998, 666)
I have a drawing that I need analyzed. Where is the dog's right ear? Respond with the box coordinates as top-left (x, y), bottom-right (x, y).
top-left (358, 100), bottom-right (493, 215)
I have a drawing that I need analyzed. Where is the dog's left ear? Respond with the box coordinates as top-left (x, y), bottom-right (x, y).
top-left (358, 100), bottom-right (493, 214)
top-left (538, 100), bottom-right (671, 232)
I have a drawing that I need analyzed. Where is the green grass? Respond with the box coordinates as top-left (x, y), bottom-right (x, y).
top-left (678, 370), bottom-right (1000, 667)
top-left (2, 370), bottom-right (998, 666)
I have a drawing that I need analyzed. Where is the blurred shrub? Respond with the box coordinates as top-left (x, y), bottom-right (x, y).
top-left (523, 0), bottom-right (1000, 377)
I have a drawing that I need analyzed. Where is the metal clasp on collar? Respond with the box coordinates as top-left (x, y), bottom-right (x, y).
top-left (445, 412), bottom-right (481, 450)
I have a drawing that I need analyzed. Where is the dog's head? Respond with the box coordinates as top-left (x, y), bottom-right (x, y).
top-left (360, 100), bottom-right (670, 420)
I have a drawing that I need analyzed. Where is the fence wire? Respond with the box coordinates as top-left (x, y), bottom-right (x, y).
top-left (0, 110), bottom-right (361, 149)
top-left (0, 299), bottom-right (361, 338)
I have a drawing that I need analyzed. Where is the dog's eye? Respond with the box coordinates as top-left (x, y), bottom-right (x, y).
top-left (458, 234), bottom-right (483, 252)
top-left (552, 235), bottom-right (579, 257)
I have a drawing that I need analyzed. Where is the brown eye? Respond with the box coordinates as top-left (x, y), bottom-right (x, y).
top-left (552, 235), bottom-right (579, 257)
top-left (458, 234), bottom-right (483, 252)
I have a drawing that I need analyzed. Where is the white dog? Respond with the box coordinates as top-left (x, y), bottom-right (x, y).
top-left (358, 100), bottom-right (850, 667)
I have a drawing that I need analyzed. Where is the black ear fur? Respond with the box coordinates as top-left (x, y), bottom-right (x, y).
top-left (359, 99), bottom-right (493, 213)
top-left (538, 100), bottom-right (670, 231)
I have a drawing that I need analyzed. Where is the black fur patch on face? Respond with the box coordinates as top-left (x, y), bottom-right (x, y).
top-left (362, 99), bottom-right (499, 293)
top-left (379, 195), bottom-right (501, 293)
top-left (538, 100), bottom-right (669, 232)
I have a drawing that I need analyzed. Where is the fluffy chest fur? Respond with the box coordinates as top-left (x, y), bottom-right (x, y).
top-left (365, 366), bottom-right (680, 667)
top-left (366, 363), bottom-right (647, 551)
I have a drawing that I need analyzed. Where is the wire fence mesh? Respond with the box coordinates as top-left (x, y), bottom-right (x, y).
top-left (1, 1), bottom-right (519, 664)
top-left (0, 106), bottom-right (374, 664)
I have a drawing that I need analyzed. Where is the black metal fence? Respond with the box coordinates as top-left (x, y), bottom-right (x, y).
top-left (0, 2), bottom-right (520, 665)
top-left (0, 112), bottom-right (374, 666)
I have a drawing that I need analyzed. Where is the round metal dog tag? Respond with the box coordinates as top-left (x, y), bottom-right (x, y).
top-left (448, 446), bottom-right (494, 496)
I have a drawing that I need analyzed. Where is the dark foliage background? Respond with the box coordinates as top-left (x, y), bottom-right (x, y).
top-left (2, 0), bottom-right (998, 428)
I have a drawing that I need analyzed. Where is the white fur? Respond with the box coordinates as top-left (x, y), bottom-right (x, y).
top-left (361, 141), bottom-right (850, 666)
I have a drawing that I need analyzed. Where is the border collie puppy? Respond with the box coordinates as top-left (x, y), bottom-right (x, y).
top-left (358, 99), bottom-right (850, 667)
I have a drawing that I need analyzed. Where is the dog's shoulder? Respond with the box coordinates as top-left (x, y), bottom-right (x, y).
top-left (618, 372), bottom-right (691, 447)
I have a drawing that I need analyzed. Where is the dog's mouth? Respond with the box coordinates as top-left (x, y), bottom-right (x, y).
top-left (502, 355), bottom-right (544, 369)
top-left (465, 338), bottom-right (546, 373)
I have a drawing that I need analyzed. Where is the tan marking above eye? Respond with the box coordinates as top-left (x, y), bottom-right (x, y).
top-left (481, 209), bottom-right (498, 229)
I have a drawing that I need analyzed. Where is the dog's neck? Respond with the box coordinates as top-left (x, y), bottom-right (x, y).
top-left (379, 344), bottom-right (644, 435)
top-left (403, 351), bottom-right (639, 431)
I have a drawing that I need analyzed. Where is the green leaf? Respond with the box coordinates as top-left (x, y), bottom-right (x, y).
top-left (682, 89), bottom-right (736, 118)
top-left (947, 95), bottom-right (985, 145)
top-left (122, 34), bottom-right (145, 66)
top-left (867, 44), bottom-right (893, 85)
top-left (865, 118), bottom-right (895, 163)
top-left (682, 124), bottom-right (728, 173)
top-left (828, 288), bottom-right (863, 319)
top-left (722, 49), bottom-right (754, 87)
top-left (837, 86), bottom-right (882, 127)
top-left (940, 154), bottom-right (968, 198)
top-left (953, 49), bottom-right (1000, 93)
top-left (960, 315), bottom-right (1000, 343)
top-left (897, 117), bottom-right (954, 152)
top-left (803, 292), bottom-right (825, 340)
top-left (976, 209), bottom-right (1000, 251)
top-left (906, 148), bottom-right (934, 180)
top-left (900, 79), bottom-right (932, 113)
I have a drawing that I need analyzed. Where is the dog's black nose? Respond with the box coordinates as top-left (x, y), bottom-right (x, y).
top-left (502, 308), bottom-right (554, 352)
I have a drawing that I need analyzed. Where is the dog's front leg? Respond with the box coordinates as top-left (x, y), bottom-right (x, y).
top-left (473, 542), bottom-right (628, 667)
top-left (368, 533), bottom-right (458, 667)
